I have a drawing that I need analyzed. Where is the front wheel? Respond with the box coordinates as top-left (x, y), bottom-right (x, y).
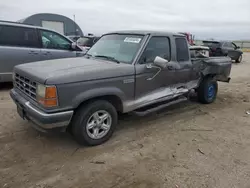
top-left (197, 77), bottom-right (218, 104)
top-left (71, 100), bottom-right (118, 146)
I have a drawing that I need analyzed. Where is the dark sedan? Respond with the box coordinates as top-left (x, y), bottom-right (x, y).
top-left (202, 40), bottom-right (243, 63)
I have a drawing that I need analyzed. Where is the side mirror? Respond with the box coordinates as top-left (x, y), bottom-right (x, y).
top-left (153, 56), bottom-right (168, 69)
top-left (71, 42), bottom-right (77, 50)
top-left (237, 46), bottom-right (240, 49)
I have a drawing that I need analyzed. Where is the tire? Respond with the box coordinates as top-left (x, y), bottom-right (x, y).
top-left (236, 54), bottom-right (242, 63)
top-left (71, 100), bottom-right (118, 146)
top-left (197, 77), bottom-right (218, 104)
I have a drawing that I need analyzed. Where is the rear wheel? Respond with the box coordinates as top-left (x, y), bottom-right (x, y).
top-left (71, 100), bottom-right (118, 146)
top-left (197, 77), bottom-right (218, 104)
top-left (236, 54), bottom-right (242, 63)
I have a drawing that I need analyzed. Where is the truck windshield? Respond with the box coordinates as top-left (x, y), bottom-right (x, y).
top-left (86, 34), bottom-right (144, 64)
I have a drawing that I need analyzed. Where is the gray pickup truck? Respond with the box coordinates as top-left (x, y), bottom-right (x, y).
top-left (10, 30), bottom-right (232, 146)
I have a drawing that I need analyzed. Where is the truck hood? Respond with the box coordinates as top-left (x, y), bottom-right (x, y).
top-left (14, 57), bottom-right (135, 84)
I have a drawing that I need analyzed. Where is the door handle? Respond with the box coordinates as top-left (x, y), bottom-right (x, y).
top-left (167, 65), bottom-right (174, 70)
top-left (42, 51), bottom-right (51, 55)
top-left (29, 51), bottom-right (39, 55)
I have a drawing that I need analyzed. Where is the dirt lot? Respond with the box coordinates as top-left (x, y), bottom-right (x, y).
top-left (1, 54), bottom-right (250, 188)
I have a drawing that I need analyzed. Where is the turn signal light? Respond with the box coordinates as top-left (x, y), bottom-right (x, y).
top-left (38, 98), bottom-right (58, 107)
top-left (37, 85), bottom-right (58, 107)
top-left (45, 86), bottom-right (57, 99)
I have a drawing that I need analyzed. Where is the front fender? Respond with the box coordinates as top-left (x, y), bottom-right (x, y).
top-left (71, 87), bottom-right (126, 108)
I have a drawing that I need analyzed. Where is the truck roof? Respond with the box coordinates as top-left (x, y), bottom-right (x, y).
top-left (105, 30), bottom-right (185, 37)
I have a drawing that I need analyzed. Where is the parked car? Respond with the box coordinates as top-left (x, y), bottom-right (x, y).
top-left (76, 36), bottom-right (100, 52)
top-left (67, 35), bottom-right (81, 42)
top-left (202, 40), bottom-right (243, 63)
top-left (10, 30), bottom-right (232, 146)
top-left (0, 20), bottom-right (84, 83)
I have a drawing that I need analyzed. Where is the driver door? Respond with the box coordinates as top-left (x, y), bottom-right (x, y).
top-left (39, 29), bottom-right (80, 61)
top-left (135, 36), bottom-right (175, 106)
top-left (228, 42), bottom-right (241, 60)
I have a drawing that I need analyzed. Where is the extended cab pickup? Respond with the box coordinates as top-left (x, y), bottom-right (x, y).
top-left (10, 30), bottom-right (232, 146)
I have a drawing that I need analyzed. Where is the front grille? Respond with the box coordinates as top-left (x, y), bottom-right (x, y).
top-left (14, 73), bottom-right (37, 100)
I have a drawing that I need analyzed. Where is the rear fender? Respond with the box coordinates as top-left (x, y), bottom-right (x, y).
top-left (200, 58), bottom-right (231, 83)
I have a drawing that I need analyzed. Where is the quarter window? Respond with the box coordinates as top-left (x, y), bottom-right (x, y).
top-left (0, 25), bottom-right (38, 48)
top-left (227, 42), bottom-right (233, 48)
top-left (175, 37), bottom-right (189, 62)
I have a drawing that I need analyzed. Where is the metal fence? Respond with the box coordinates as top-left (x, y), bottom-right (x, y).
top-left (234, 41), bottom-right (250, 49)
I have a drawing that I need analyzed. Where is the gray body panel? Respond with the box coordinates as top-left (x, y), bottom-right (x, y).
top-left (0, 46), bottom-right (40, 82)
top-left (10, 30), bottom-right (232, 130)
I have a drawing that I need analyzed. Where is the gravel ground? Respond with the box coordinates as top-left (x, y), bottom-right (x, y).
top-left (1, 54), bottom-right (250, 188)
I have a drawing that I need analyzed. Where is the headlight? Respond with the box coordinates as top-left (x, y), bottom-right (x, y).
top-left (37, 84), bottom-right (46, 98)
top-left (36, 84), bottom-right (58, 107)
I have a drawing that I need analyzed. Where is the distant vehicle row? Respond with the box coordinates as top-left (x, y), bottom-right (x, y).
top-left (67, 34), bottom-right (100, 51)
top-left (76, 36), bottom-right (100, 51)
top-left (0, 21), bottom-right (85, 83)
top-left (202, 40), bottom-right (243, 63)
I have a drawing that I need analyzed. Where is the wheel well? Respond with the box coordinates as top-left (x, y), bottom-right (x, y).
top-left (201, 73), bottom-right (216, 81)
top-left (197, 74), bottom-right (216, 89)
top-left (76, 95), bottom-right (123, 113)
top-left (67, 95), bottom-right (123, 133)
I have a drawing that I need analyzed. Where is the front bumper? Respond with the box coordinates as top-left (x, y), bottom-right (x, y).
top-left (10, 89), bottom-right (74, 132)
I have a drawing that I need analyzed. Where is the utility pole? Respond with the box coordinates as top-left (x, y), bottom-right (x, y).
top-left (73, 14), bottom-right (77, 36)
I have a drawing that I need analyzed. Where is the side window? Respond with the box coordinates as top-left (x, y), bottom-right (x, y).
top-left (224, 42), bottom-right (233, 48)
top-left (40, 30), bottom-right (71, 50)
top-left (228, 42), bottom-right (234, 48)
top-left (175, 37), bottom-right (189, 62)
top-left (0, 26), bottom-right (38, 48)
top-left (139, 36), bottom-right (171, 64)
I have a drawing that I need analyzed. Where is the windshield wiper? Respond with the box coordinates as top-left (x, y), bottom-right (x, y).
top-left (94, 55), bottom-right (120, 64)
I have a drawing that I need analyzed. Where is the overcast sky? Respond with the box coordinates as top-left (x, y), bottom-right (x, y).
top-left (0, 0), bottom-right (250, 40)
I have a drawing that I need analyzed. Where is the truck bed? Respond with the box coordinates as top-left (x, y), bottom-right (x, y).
top-left (192, 56), bottom-right (232, 82)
